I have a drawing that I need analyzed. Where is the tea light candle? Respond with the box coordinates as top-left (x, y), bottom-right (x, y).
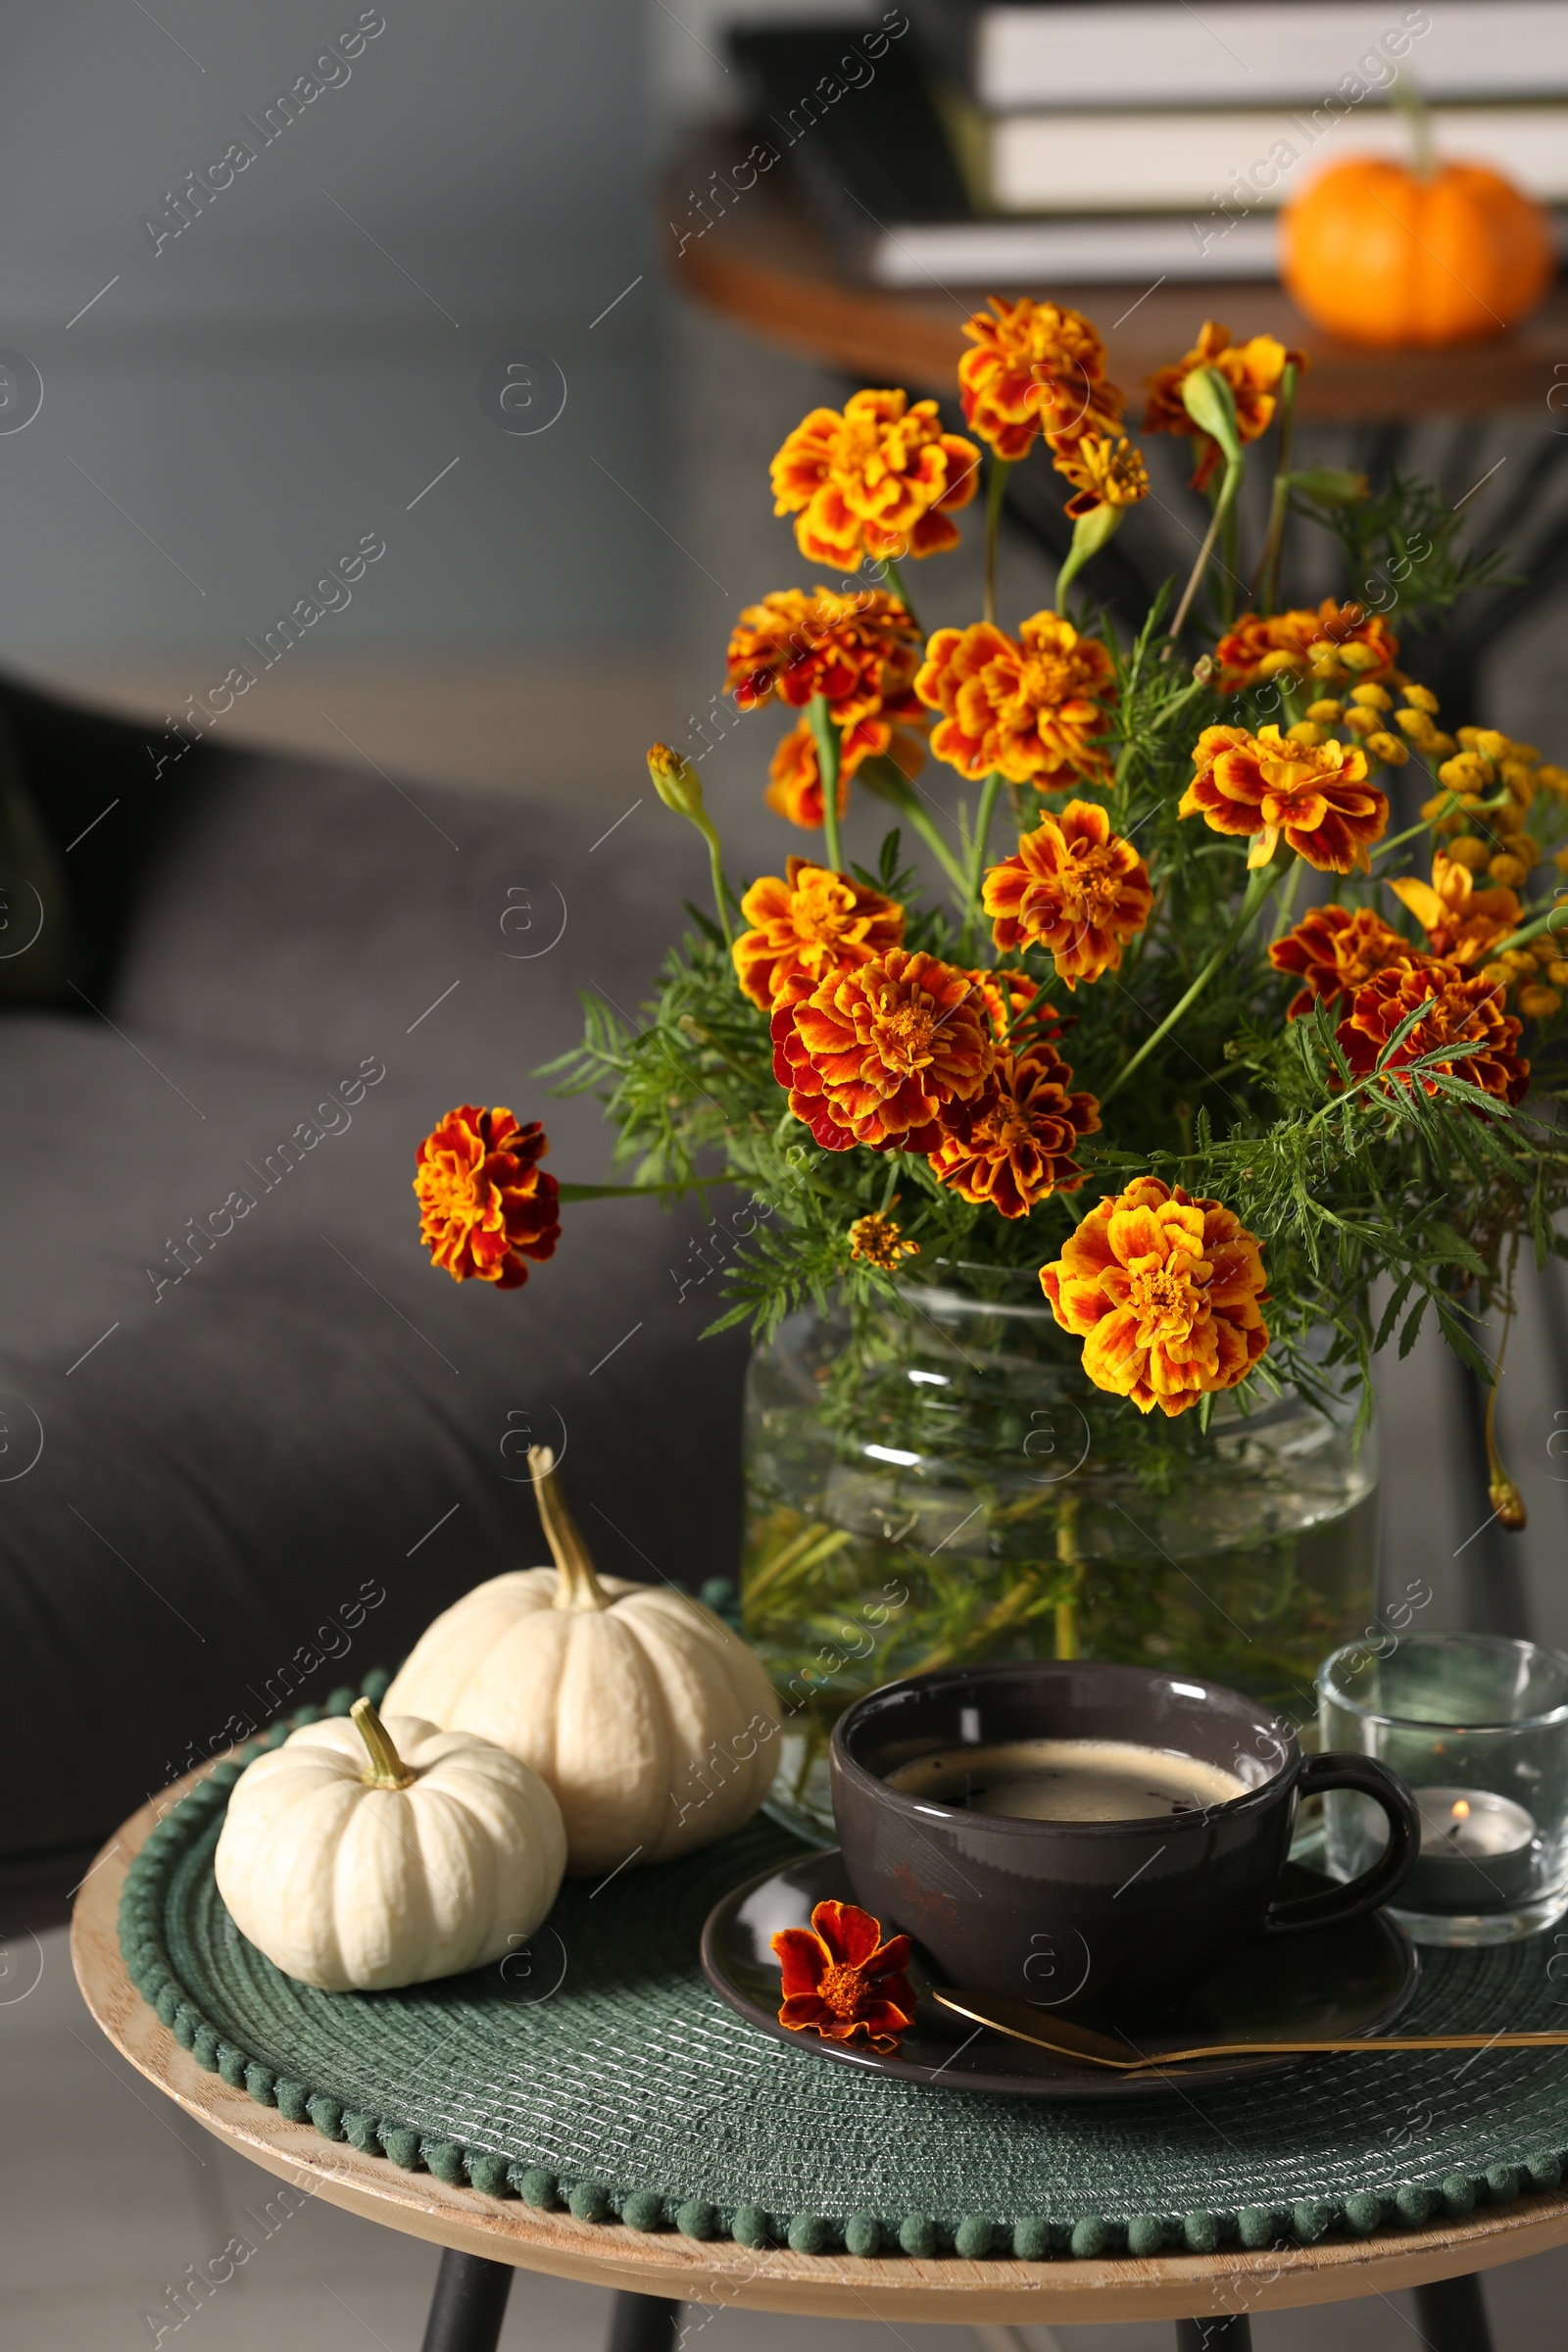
top-left (1404, 1786), bottom-right (1537, 1912)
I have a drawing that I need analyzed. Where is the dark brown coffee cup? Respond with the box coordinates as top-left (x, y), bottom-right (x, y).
top-left (830, 1659), bottom-right (1419, 2023)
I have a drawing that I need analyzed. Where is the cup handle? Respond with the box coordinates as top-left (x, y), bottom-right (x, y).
top-left (1261, 1752), bottom-right (1421, 1936)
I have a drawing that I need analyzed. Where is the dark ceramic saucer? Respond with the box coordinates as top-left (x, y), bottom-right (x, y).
top-left (701, 1848), bottom-right (1419, 2102)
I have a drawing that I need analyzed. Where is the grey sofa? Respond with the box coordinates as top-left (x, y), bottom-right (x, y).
top-left (0, 680), bottom-right (748, 1923)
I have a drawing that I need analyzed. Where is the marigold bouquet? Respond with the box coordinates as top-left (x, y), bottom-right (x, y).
top-left (542, 300), bottom-right (1568, 1528)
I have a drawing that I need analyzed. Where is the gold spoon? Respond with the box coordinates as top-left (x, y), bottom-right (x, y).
top-left (932, 1987), bottom-right (1568, 2074)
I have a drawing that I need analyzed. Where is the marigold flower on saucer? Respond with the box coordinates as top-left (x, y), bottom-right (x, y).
top-left (1143, 320), bottom-right (1305, 491)
top-left (770, 389), bottom-right (979, 566)
top-left (772, 1899), bottom-right (915, 2050)
top-left (957, 295), bottom-right (1124, 463)
top-left (1268, 904), bottom-right (1406, 1019)
top-left (1214, 600), bottom-right (1401, 695)
top-left (771, 949), bottom-right (994, 1152)
top-left (915, 612), bottom-right (1117, 788)
top-left (1180, 723), bottom-right (1389, 873)
top-left (1387, 852), bottom-right (1523, 969)
top-left (848, 1207), bottom-right (920, 1271)
top-left (1337, 958), bottom-right (1530, 1109)
top-left (1042, 1175), bottom-right (1269, 1418)
top-left (725, 588), bottom-right (924, 728)
top-left (982, 801), bottom-right (1152, 987)
top-left (930, 1040), bottom-right (1101, 1218)
top-left (1054, 432), bottom-right (1151, 518)
top-left (415, 1106), bottom-right (561, 1290)
top-left (764, 713), bottom-right (926, 830)
top-left (732, 858), bottom-right (906, 1011)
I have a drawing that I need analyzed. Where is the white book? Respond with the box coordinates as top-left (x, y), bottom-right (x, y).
top-left (976, 102), bottom-right (1568, 213)
top-left (857, 206), bottom-right (1568, 288)
top-left (914, 2), bottom-right (1568, 111)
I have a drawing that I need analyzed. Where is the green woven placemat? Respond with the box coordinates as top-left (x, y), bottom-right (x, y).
top-left (121, 1711), bottom-right (1568, 2264)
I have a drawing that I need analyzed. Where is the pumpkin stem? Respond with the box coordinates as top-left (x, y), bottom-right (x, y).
top-left (351, 1697), bottom-right (417, 1791)
top-left (1394, 78), bottom-right (1436, 181)
top-left (528, 1446), bottom-right (612, 1612)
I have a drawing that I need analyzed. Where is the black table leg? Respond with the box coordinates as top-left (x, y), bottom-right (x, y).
top-left (1175, 2320), bottom-right (1252, 2351)
top-left (1413, 2274), bottom-right (1494, 2352)
top-left (607, 2292), bottom-right (681, 2352)
top-left (419, 2249), bottom-right (514, 2352)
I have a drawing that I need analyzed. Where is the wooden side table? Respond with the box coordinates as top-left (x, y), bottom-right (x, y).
top-left (74, 1781), bottom-right (1568, 2351)
top-left (667, 155), bottom-right (1568, 422)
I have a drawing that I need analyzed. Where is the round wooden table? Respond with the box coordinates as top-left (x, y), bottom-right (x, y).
top-left (669, 157), bottom-right (1568, 422)
top-left (74, 1776), bottom-right (1568, 2350)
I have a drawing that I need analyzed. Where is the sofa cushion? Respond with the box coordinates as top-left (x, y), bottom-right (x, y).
top-left (0, 1013), bottom-right (747, 1894)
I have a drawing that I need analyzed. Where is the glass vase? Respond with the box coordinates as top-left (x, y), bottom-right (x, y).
top-left (742, 1274), bottom-right (1379, 1841)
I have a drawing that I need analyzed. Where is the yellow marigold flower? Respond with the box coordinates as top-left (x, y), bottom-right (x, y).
top-left (764, 712), bottom-right (925, 831)
top-left (770, 389), bottom-right (979, 566)
top-left (1387, 852), bottom-right (1523, 968)
top-left (982, 800), bottom-right (1152, 988)
top-left (1143, 320), bottom-right (1305, 491)
top-left (415, 1106), bottom-right (561, 1290)
top-left (725, 588), bottom-right (922, 727)
top-left (731, 858), bottom-right (906, 1012)
top-left (929, 1039), bottom-right (1101, 1218)
top-left (1181, 723), bottom-right (1389, 873)
top-left (915, 611), bottom-right (1117, 787)
top-left (1519, 984), bottom-right (1562, 1020)
top-left (1268, 904), bottom-right (1406, 1019)
top-left (958, 295), bottom-right (1123, 463)
top-left (1041, 1175), bottom-right (1269, 1419)
top-left (1213, 600), bottom-right (1400, 695)
top-left (1053, 432), bottom-right (1150, 518)
top-left (848, 1208), bottom-right (919, 1271)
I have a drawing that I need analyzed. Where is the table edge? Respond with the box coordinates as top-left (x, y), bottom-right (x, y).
top-left (70, 1772), bottom-right (1568, 2322)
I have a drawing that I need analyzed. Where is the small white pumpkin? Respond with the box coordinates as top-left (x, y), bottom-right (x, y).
top-left (213, 1701), bottom-right (566, 1990)
top-left (385, 1447), bottom-right (780, 1874)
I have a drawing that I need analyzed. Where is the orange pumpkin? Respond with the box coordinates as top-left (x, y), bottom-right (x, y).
top-left (1283, 157), bottom-right (1554, 349)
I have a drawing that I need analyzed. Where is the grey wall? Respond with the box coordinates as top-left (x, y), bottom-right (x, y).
top-left (0, 0), bottom-right (664, 657)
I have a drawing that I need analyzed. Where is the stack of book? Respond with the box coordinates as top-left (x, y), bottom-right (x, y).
top-left (728, 3), bottom-right (1568, 287)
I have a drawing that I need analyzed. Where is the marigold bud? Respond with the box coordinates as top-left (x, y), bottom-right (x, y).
top-left (647, 742), bottom-right (707, 821)
top-left (1490, 1473), bottom-right (1528, 1531)
top-left (1367, 731), bottom-right (1409, 766)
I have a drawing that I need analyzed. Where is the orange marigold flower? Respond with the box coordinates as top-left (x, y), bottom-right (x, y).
top-left (732, 858), bottom-right (906, 1011)
top-left (847, 1208), bottom-right (919, 1271)
top-left (771, 949), bottom-right (994, 1152)
top-left (1180, 722), bottom-right (1389, 873)
top-left (970, 964), bottom-right (1062, 1046)
top-left (929, 1040), bottom-right (1101, 1218)
top-left (957, 295), bottom-right (1124, 463)
top-left (770, 389), bottom-right (979, 566)
top-left (1042, 1175), bottom-right (1269, 1419)
top-left (724, 588), bottom-right (924, 728)
top-left (1386, 852), bottom-right (1523, 968)
top-left (1214, 600), bottom-right (1401, 694)
top-left (1054, 432), bottom-right (1151, 519)
top-left (415, 1105), bottom-right (561, 1290)
top-left (982, 800), bottom-right (1152, 988)
top-left (772, 1899), bottom-right (915, 2050)
top-left (764, 712), bottom-right (926, 829)
top-left (1337, 957), bottom-right (1530, 1109)
top-left (1268, 904), bottom-right (1407, 1019)
top-left (915, 611), bottom-right (1117, 788)
top-left (1143, 320), bottom-right (1305, 492)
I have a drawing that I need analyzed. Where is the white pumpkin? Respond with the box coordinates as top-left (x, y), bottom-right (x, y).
top-left (385, 1447), bottom-right (780, 1874)
top-left (213, 1702), bottom-right (566, 1990)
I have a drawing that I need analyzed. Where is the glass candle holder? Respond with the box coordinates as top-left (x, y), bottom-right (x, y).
top-left (1317, 1633), bottom-right (1568, 1946)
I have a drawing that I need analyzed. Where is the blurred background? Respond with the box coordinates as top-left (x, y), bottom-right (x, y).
top-left (9, 4), bottom-right (1568, 2346)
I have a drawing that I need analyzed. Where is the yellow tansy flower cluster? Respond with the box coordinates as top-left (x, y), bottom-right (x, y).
top-left (1420, 727), bottom-right (1568, 891)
